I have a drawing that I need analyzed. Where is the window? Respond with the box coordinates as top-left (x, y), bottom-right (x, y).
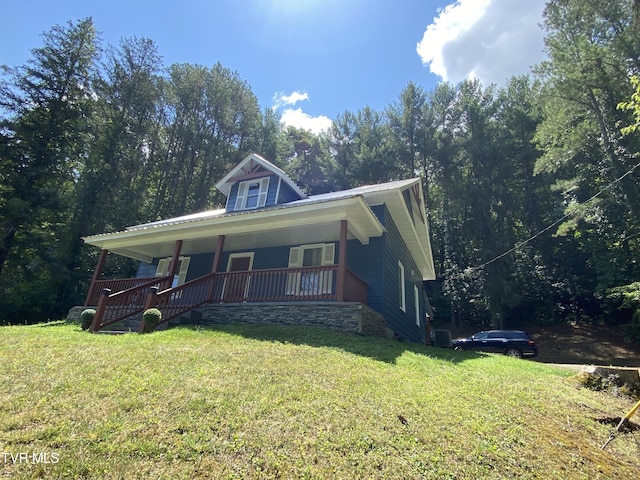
top-left (235, 177), bottom-right (269, 210)
top-left (287, 243), bottom-right (335, 296)
top-left (398, 261), bottom-right (406, 312)
top-left (155, 256), bottom-right (191, 286)
top-left (414, 285), bottom-right (420, 326)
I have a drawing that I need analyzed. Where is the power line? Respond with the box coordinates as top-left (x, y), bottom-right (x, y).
top-left (464, 161), bottom-right (640, 275)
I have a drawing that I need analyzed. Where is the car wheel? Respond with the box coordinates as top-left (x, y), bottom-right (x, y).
top-left (453, 345), bottom-right (464, 351)
top-left (505, 347), bottom-right (523, 358)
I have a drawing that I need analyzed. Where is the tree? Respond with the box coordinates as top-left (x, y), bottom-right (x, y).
top-left (328, 107), bottom-right (395, 189)
top-left (150, 63), bottom-right (261, 219)
top-left (64, 36), bottom-right (165, 300)
top-left (534, 0), bottom-right (640, 320)
top-left (281, 126), bottom-right (335, 194)
top-left (0, 18), bottom-right (98, 321)
top-left (386, 82), bottom-right (428, 178)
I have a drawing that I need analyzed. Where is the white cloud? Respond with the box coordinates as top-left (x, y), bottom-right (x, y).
top-left (272, 90), bottom-right (332, 134)
top-left (417, 0), bottom-right (547, 86)
top-left (273, 90), bottom-right (309, 107)
top-left (280, 107), bottom-right (332, 135)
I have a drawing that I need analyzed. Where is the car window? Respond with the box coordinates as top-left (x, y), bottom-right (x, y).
top-left (509, 332), bottom-right (526, 339)
top-left (473, 332), bottom-right (489, 340)
top-left (488, 332), bottom-right (503, 339)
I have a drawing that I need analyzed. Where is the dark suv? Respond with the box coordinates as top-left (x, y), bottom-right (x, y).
top-left (451, 330), bottom-right (538, 358)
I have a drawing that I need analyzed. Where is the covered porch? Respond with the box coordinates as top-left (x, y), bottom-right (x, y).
top-left (81, 196), bottom-right (385, 332)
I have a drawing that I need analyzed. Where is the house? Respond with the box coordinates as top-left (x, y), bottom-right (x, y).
top-left (76, 153), bottom-right (436, 342)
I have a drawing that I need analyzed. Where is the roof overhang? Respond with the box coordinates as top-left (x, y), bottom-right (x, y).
top-left (83, 196), bottom-right (384, 263)
top-left (215, 153), bottom-right (307, 198)
top-left (359, 179), bottom-right (436, 281)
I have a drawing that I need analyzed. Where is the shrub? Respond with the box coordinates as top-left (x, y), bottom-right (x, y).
top-left (80, 309), bottom-right (96, 331)
top-left (142, 308), bottom-right (162, 333)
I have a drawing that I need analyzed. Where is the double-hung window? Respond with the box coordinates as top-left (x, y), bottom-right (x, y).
top-left (155, 256), bottom-right (191, 286)
top-left (235, 177), bottom-right (269, 210)
top-left (286, 243), bottom-right (336, 296)
top-left (398, 261), bottom-right (406, 312)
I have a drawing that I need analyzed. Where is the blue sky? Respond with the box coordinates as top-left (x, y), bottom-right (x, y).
top-left (2, 0), bottom-right (548, 133)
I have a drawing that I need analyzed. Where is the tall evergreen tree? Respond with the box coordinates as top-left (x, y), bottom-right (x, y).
top-left (0, 18), bottom-right (98, 321)
top-left (535, 0), bottom-right (640, 318)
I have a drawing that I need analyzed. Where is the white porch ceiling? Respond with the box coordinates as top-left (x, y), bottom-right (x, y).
top-left (83, 197), bottom-right (384, 263)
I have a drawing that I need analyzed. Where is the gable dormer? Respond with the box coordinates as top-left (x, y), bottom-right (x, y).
top-left (215, 154), bottom-right (307, 213)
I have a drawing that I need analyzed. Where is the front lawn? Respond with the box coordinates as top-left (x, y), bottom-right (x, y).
top-left (0, 323), bottom-right (638, 479)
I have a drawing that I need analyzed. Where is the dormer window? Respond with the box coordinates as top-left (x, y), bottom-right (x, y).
top-left (235, 177), bottom-right (269, 210)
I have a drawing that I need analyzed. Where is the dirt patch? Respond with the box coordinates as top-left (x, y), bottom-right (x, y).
top-left (527, 323), bottom-right (640, 367)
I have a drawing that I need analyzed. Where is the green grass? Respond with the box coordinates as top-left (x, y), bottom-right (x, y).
top-left (1, 323), bottom-right (638, 479)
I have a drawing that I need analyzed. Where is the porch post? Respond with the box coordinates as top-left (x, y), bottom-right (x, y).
top-left (165, 240), bottom-right (183, 288)
top-left (90, 288), bottom-right (111, 332)
top-left (208, 235), bottom-right (225, 301)
top-left (211, 235), bottom-right (225, 273)
top-left (85, 249), bottom-right (109, 306)
top-left (337, 219), bottom-right (348, 302)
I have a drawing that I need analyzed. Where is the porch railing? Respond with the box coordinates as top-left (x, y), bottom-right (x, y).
top-left (90, 266), bottom-right (368, 331)
top-left (85, 276), bottom-right (171, 306)
top-left (89, 276), bottom-right (172, 331)
top-left (344, 269), bottom-right (368, 304)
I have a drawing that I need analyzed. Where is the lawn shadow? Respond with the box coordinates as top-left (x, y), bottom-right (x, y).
top-left (1, 320), bottom-right (68, 328)
top-left (179, 323), bottom-right (475, 365)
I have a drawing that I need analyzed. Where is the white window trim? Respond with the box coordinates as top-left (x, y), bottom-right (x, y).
top-left (234, 177), bottom-right (269, 210)
top-left (275, 177), bottom-right (282, 203)
top-left (414, 285), bottom-right (420, 326)
top-left (222, 252), bottom-right (255, 301)
top-left (398, 261), bottom-right (406, 312)
top-left (155, 256), bottom-right (190, 286)
top-left (226, 252), bottom-right (255, 272)
top-left (287, 243), bottom-right (335, 296)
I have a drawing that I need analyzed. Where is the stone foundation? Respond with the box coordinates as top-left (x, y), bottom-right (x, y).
top-left (66, 305), bottom-right (95, 323)
top-left (196, 302), bottom-right (386, 337)
top-left (66, 301), bottom-right (387, 337)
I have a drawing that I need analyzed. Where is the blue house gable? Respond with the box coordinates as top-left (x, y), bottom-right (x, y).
top-left (81, 153), bottom-right (436, 342)
top-left (215, 153), bottom-right (306, 212)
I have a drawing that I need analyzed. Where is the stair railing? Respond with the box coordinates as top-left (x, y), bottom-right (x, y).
top-left (89, 276), bottom-right (172, 332)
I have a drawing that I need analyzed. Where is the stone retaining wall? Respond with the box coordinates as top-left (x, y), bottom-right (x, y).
top-left (66, 305), bottom-right (93, 323)
top-left (67, 302), bottom-right (388, 337)
top-left (197, 302), bottom-right (387, 337)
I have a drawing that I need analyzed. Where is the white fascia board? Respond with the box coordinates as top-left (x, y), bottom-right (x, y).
top-left (387, 188), bottom-right (436, 281)
top-left (215, 153), bottom-right (306, 198)
top-left (83, 196), bottom-right (383, 252)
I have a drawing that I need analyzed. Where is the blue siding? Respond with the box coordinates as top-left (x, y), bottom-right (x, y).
top-left (225, 174), bottom-right (303, 213)
top-left (136, 261), bottom-right (156, 278)
top-left (265, 175), bottom-right (279, 205)
top-left (133, 200), bottom-right (429, 344)
top-left (187, 253), bottom-right (214, 281)
top-left (218, 245), bottom-right (289, 271)
top-left (137, 252), bottom-right (215, 282)
top-left (277, 181), bottom-right (304, 203)
top-left (226, 182), bottom-right (240, 212)
top-left (380, 205), bottom-right (425, 343)
top-left (346, 237), bottom-right (384, 315)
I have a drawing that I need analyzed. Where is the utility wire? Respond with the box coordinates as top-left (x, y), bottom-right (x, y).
top-left (464, 161), bottom-right (640, 275)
